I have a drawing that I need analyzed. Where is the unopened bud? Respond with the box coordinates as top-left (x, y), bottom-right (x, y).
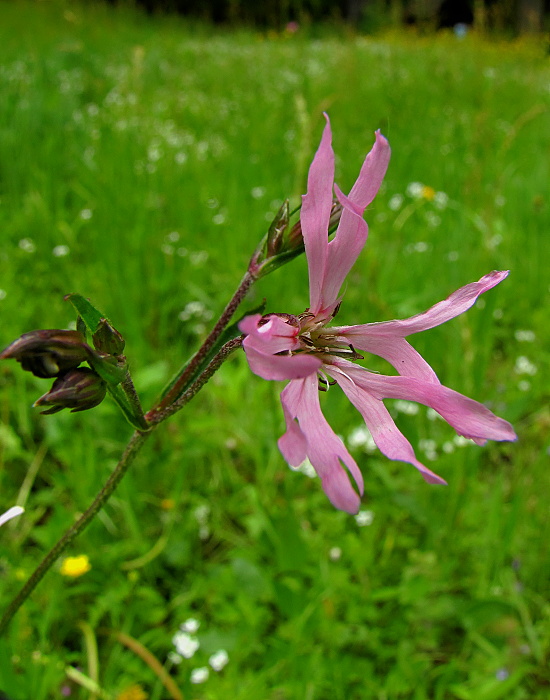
top-left (34, 368), bottom-right (107, 414)
top-left (0, 329), bottom-right (89, 378)
top-left (266, 199), bottom-right (290, 258)
top-left (288, 198), bottom-right (343, 249)
top-left (92, 318), bottom-right (126, 356)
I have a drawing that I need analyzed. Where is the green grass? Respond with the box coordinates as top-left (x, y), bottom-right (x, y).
top-left (0, 2), bottom-right (549, 698)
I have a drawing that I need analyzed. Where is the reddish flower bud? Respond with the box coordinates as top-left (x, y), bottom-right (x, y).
top-left (92, 318), bottom-right (126, 356)
top-left (34, 368), bottom-right (107, 414)
top-left (0, 329), bottom-right (89, 378)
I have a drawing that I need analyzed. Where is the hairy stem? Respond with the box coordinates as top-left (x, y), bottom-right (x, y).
top-left (153, 271), bottom-right (253, 413)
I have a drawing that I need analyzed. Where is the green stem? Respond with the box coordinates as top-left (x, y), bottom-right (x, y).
top-left (147, 337), bottom-right (242, 425)
top-left (0, 338), bottom-right (243, 636)
top-left (0, 429), bottom-right (152, 637)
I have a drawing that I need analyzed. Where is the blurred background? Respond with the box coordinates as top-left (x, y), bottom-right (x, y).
top-left (0, 1), bottom-right (548, 698)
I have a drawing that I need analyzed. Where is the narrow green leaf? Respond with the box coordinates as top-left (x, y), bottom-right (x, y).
top-left (64, 294), bottom-right (106, 334)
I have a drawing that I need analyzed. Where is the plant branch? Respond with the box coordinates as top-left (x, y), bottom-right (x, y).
top-left (0, 428), bottom-right (152, 637)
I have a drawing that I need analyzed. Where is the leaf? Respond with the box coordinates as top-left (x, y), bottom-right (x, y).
top-left (64, 294), bottom-right (105, 334)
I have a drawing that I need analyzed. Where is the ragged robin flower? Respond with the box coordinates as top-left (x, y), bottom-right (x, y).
top-left (240, 114), bottom-right (516, 514)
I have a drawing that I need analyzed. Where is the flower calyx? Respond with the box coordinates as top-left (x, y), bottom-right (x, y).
top-left (34, 367), bottom-right (107, 414)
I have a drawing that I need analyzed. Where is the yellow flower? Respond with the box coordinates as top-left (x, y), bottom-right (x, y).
top-left (421, 185), bottom-right (436, 201)
top-left (116, 684), bottom-right (148, 700)
top-left (59, 554), bottom-right (91, 578)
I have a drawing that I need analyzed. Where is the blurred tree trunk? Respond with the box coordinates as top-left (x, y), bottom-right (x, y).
top-left (348, 0), bottom-right (368, 23)
top-left (390, 0), bottom-right (404, 25)
top-left (473, 0), bottom-right (487, 31)
top-left (517, 0), bottom-right (544, 33)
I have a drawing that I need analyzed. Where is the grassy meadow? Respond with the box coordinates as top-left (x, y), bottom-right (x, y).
top-left (0, 2), bottom-right (549, 698)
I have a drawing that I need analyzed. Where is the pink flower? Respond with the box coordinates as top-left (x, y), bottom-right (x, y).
top-left (240, 115), bottom-right (516, 514)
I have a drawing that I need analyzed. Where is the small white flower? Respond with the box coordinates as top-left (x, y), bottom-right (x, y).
top-left (18, 238), bottom-right (36, 253)
top-left (209, 649), bottom-right (229, 672)
top-left (180, 617), bottom-right (200, 634)
top-left (80, 208), bottom-right (93, 220)
top-left (172, 630), bottom-right (199, 658)
top-left (514, 356), bottom-right (537, 376)
top-left (251, 186), bottom-right (266, 199)
top-left (0, 506), bottom-right (24, 527)
top-left (329, 547), bottom-right (342, 561)
top-left (433, 191), bottom-right (449, 209)
top-left (406, 181), bottom-right (424, 198)
top-left (53, 245), bottom-right (70, 257)
top-left (168, 651), bottom-right (182, 665)
top-left (388, 193), bottom-right (404, 211)
top-left (355, 510), bottom-right (374, 527)
top-left (514, 330), bottom-right (535, 343)
top-left (190, 667), bottom-right (209, 684)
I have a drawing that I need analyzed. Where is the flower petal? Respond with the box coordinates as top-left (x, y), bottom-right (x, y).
top-left (301, 115), bottom-right (334, 314)
top-left (278, 376), bottom-right (364, 513)
top-left (317, 130), bottom-right (390, 315)
top-left (328, 365), bottom-right (447, 485)
top-left (240, 314), bottom-right (322, 380)
top-left (347, 130), bottom-right (391, 210)
top-left (342, 364), bottom-right (517, 443)
top-left (243, 345), bottom-right (322, 381)
top-left (0, 505), bottom-right (24, 528)
top-left (332, 332), bottom-right (440, 383)
top-left (319, 184), bottom-right (369, 314)
top-left (337, 271), bottom-right (509, 339)
top-left (240, 314), bottom-right (300, 354)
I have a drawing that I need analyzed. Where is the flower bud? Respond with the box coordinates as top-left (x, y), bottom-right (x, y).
top-left (0, 329), bottom-right (89, 378)
top-left (288, 198), bottom-right (343, 249)
top-left (92, 318), bottom-right (126, 356)
top-left (34, 368), bottom-right (107, 414)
